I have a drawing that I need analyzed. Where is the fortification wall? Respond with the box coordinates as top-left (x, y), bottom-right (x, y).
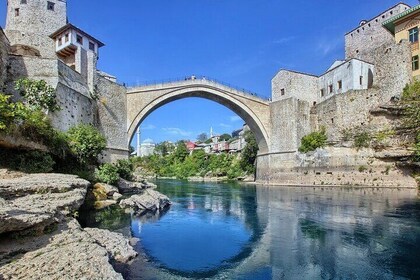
top-left (95, 73), bottom-right (128, 163)
top-left (344, 3), bottom-right (410, 60)
top-left (272, 70), bottom-right (318, 104)
top-left (0, 28), bottom-right (9, 91)
top-left (313, 41), bottom-right (412, 141)
top-left (51, 61), bottom-right (95, 131)
top-left (269, 98), bottom-right (311, 153)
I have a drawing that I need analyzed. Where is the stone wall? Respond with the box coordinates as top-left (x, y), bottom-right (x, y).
top-left (344, 3), bottom-right (410, 60)
top-left (313, 41), bottom-right (412, 142)
top-left (51, 61), bottom-right (94, 131)
top-left (5, 0), bottom-right (66, 59)
top-left (95, 72), bottom-right (128, 163)
top-left (0, 28), bottom-right (9, 91)
top-left (269, 98), bottom-right (311, 153)
top-left (272, 70), bottom-right (318, 104)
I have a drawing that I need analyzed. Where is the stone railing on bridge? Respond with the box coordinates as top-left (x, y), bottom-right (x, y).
top-left (127, 76), bottom-right (270, 103)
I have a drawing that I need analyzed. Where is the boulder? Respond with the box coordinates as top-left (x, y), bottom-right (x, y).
top-left (119, 189), bottom-right (170, 215)
top-left (117, 178), bottom-right (156, 194)
top-left (84, 227), bottom-right (138, 263)
top-left (0, 219), bottom-right (125, 280)
top-left (112, 192), bottom-right (123, 201)
top-left (94, 200), bottom-right (117, 210)
top-left (0, 173), bottom-right (90, 234)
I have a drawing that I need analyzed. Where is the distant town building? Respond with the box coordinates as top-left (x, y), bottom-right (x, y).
top-left (140, 138), bottom-right (155, 157)
top-left (383, 5), bottom-right (420, 78)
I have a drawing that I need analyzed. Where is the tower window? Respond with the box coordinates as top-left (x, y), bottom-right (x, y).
top-left (412, 55), bottom-right (419, 71)
top-left (328, 84), bottom-right (333, 93)
top-left (47, 1), bottom-right (55, 11)
top-left (280, 88), bottom-right (285, 96)
top-left (15, 8), bottom-right (19, 16)
top-left (76, 34), bottom-right (83, 45)
top-left (337, 80), bottom-right (342, 90)
top-left (409, 27), bottom-right (419, 43)
top-left (21, 0), bottom-right (27, 4)
top-left (359, 76), bottom-right (363, 85)
top-left (89, 42), bottom-right (95, 51)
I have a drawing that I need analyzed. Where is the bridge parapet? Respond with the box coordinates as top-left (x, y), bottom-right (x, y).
top-left (127, 76), bottom-right (270, 104)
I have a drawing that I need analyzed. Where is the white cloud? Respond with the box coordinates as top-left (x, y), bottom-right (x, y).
top-left (219, 123), bottom-right (232, 128)
top-left (162, 127), bottom-right (193, 137)
top-left (230, 116), bottom-right (242, 122)
top-left (141, 124), bottom-right (156, 130)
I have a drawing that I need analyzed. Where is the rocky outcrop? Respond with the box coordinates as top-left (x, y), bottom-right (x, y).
top-left (0, 173), bottom-right (90, 234)
top-left (117, 178), bottom-right (156, 194)
top-left (84, 227), bottom-right (138, 263)
top-left (0, 219), bottom-right (128, 280)
top-left (119, 189), bottom-right (170, 215)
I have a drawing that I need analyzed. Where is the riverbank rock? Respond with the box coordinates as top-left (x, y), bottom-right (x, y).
top-left (0, 173), bottom-right (90, 235)
top-left (0, 219), bottom-right (126, 280)
top-left (117, 178), bottom-right (156, 194)
top-left (84, 227), bottom-right (138, 263)
top-left (119, 189), bottom-right (170, 215)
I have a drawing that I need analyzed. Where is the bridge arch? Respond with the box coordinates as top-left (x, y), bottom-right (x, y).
top-left (127, 80), bottom-right (271, 154)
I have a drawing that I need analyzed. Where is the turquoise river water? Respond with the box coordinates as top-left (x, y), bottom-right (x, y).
top-left (79, 180), bottom-right (420, 280)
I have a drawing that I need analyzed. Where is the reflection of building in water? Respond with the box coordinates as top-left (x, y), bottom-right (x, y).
top-left (140, 138), bottom-right (155, 157)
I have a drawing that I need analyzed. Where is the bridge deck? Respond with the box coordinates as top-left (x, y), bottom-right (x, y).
top-left (127, 76), bottom-right (270, 103)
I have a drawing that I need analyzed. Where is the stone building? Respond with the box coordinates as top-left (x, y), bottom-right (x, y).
top-left (140, 139), bottom-right (155, 157)
top-left (344, 3), bottom-right (410, 60)
top-left (383, 5), bottom-right (420, 78)
top-left (2, 0), bottom-right (129, 162)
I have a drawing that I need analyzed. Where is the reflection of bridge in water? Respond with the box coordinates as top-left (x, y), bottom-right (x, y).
top-left (132, 185), bottom-right (418, 279)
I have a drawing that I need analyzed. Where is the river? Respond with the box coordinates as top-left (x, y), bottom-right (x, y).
top-left (79, 180), bottom-right (420, 280)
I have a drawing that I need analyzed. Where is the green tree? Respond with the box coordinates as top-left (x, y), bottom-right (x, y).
top-left (298, 127), bottom-right (328, 153)
top-left (401, 81), bottom-right (420, 130)
top-left (15, 78), bottom-right (60, 113)
top-left (96, 163), bottom-right (120, 185)
top-left (66, 124), bottom-right (106, 165)
top-left (240, 130), bottom-right (258, 174)
top-left (197, 133), bottom-right (208, 142)
top-left (219, 133), bottom-right (232, 141)
top-left (173, 141), bottom-right (189, 163)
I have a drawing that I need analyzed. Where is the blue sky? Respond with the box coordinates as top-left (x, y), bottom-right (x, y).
top-left (1, 0), bottom-right (418, 146)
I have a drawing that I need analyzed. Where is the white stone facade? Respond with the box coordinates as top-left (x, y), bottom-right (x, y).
top-left (272, 59), bottom-right (375, 105)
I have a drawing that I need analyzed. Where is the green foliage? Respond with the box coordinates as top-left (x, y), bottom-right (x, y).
top-left (154, 141), bottom-right (174, 156)
top-left (173, 141), bottom-right (189, 163)
top-left (299, 127), bottom-right (328, 153)
top-left (240, 130), bottom-right (258, 174)
top-left (15, 78), bottom-right (60, 112)
top-left (115, 159), bottom-right (133, 180)
top-left (197, 133), bottom-right (208, 142)
top-left (66, 124), bottom-right (106, 165)
top-left (219, 133), bottom-right (232, 141)
top-left (401, 81), bottom-right (420, 129)
top-left (415, 132), bottom-right (420, 162)
top-left (96, 163), bottom-right (120, 185)
top-left (0, 94), bottom-right (19, 130)
top-left (353, 131), bottom-right (372, 149)
top-left (16, 151), bottom-right (55, 173)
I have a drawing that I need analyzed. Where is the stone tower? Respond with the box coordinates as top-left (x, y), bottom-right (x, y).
top-left (5, 0), bottom-right (67, 58)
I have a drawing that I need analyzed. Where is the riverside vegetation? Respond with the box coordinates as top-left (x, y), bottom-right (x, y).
top-left (131, 130), bottom-right (259, 180)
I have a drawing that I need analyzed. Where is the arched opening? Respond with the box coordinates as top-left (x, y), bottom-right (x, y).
top-left (127, 86), bottom-right (269, 154)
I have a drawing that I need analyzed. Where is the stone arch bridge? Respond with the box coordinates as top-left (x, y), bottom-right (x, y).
top-left (126, 78), bottom-right (271, 154)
